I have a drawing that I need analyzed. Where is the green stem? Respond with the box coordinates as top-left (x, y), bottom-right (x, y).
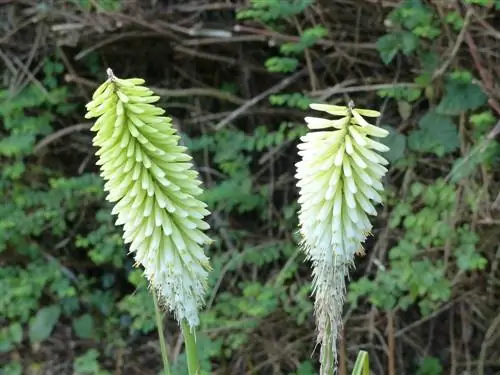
top-left (323, 321), bottom-right (335, 375)
top-left (351, 350), bottom-right (370, 375)
top-left (182, 321), bottom-right (200, 375)
top-left (153, 289), bottom-right (172, 375)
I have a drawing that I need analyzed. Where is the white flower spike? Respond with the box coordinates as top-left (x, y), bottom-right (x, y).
top-left (295, 101), bottom-right (390, 374)
top-left (85, 69), bottom-right (212, 329)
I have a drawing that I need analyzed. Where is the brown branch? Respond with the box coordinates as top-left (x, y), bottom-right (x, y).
top-left (234, 24), bottom-right (377, 49)
top-left (432, 8), bottom-right (472, 80)
top-left (464, 27), bottom-right (500, 131)
top-left (34, 123), bottom-right (93, 154)
top-left (214, 67), bottom-right (309, 130)
top-left (387, 311), bottom-right (396, 375)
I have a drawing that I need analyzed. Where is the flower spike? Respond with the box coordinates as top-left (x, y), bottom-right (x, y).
top-left (295, 102), bottom-right (390, 374)
top-left (85, 68), bottom-right (212, 329)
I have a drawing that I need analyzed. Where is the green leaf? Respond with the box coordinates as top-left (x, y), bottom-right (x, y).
top-left (376, 34), bottom-right (400, 65)
top-left (0, 323), bottom-right (23, 352)
top-left (448, 139), bottom-right (498, 182)
top-left (397, 100), bottom-right (413, 120)
top-left (351, 350), bottom-right (370, 375)
top-left (380, 125), bottom-right (407, 162)
top-left (10, 323), bottom-right (23, 344)
top-left (300, 26), bottom-right (328, 47)
top-left (2, 362), bottom-right (22, 375)
top-left (269, 93), bottom-right (313, 110)
top-left (416, 356), bottom-right (443, 375)
top-left (377, 86), bottom-right (422, 102)
top-left (408, 111), bottom-right (459, 156)
top-left (73, 349), bottom-right (111, 375)
top-left (419, 51), bottom-right (440, 73)
top-left (401, 31), bottom-right (419, 55)
top-left (265, 57), bottom-right (299, 73)
top-left (28, 304), bottom-right (61, 343)
top-left (236, 0), bottom-right (314, 22)
top-left (72, 314), bottom-right (94, 339)
top-left (377, 30), bottom-right (419, 65)
top-left (290, 360), bottom-right (318, 375)
top-left (437, 79), bottom-right (488, 115)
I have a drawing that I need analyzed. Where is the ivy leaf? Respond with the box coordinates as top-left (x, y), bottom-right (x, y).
top-left (377, 31), bottom-right (419, 65)
top-left (376, 34), bottom-right (400, 65)
top-left (408, 110), bottom-right (459, 156)
top-left (437, 80), bottom-right (487, 115)
top-left (72, 314), bottom-right (94, 339)
top-left (401, 31), bottom-right (419, 55)
top-left (28, 305), bottom-right (61, 344)
top-left (380, 125), bottom-right (407, 162)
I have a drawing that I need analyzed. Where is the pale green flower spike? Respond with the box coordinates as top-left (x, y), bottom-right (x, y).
top-left (295, 102), bottom-right (390, 374)
top-left (85, 68), bottom-right (212, 329)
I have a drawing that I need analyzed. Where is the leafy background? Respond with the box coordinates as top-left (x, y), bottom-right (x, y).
top-left (1, 1), bottom-right (500, 375)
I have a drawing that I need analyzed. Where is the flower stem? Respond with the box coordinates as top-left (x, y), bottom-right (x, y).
top-left (153, 289), bottom-right (172, 375)
top-left (351, 350), bottom-right (370, 375)
top-left (182, 321), bottom-right (200, 375)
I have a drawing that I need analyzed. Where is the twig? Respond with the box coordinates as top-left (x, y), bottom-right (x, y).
top-left (387, 311), bottom-right (396, 375)
top-left (12, 21), bottom-right (42, 90)
top-left (449, 311), bottom-right (457, 375)
top-left (432, 8), bottom-right (472, 80)
top-left (65, 73), bottom-right (98, 88)
top-left (477, 313), bottom-right (500, 375)
top-left (487, 121), bottom-right (500, 140)
top-left (64, 73), bottom-right (247, 105)
top-left (214, 67), bottom-right (309, 130)
top-left (173, 44), bottom-right (266, 71)
top-left (7, 52), bottom-right (49, 98)
top-left (472, 10), bottom-right (500, 40)
top-left (42, 251), bottom-right (78, 283)
top-left (74, 31), bottom-right (161, 60)
top-left (0, 16), bottom-right (34, 44)
top-left (313, 82), bottom-right (420, 101)
top-left (0, 48), bottom-right (18, 78)
top-left (464, 29), bottom-right (500, 116)
top-left (464, 29), bottom-right (500, 137)
top-left (183, 34), bottom-right (266, 46)
top-left (395, 292), bottom-right (474, 337)
top-left (234, 24), bottom-right (377, 50)
top-left (164, 2), bottom-right (238, 12)
top-left (294, 16), bottom-right (317, 91)
top-left (34, 123), bottom-right (93, 154)
top-left (152, 87), bottom-right (245, 105)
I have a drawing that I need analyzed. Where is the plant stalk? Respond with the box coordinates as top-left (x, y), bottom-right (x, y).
top-left (153, 289), bottom-right (172, 375)
top-left (351, 350), bottom-right (370, 375)
top-left (182, 320), bottom-right (200, 375)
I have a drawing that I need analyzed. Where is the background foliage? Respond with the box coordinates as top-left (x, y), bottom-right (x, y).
top-left (1, 1), bottom-right (499, 374)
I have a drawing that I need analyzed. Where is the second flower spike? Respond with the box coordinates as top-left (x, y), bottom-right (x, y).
top-left (85, 69), bottom-right (212, 329)
top-left (295, 102), bottom-right (390, 374)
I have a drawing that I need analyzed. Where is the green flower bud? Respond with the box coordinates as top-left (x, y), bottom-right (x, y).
top-left (85, 69), bottom-right (212, 328)
top-left (295, 102), bottom-right (390, 373)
